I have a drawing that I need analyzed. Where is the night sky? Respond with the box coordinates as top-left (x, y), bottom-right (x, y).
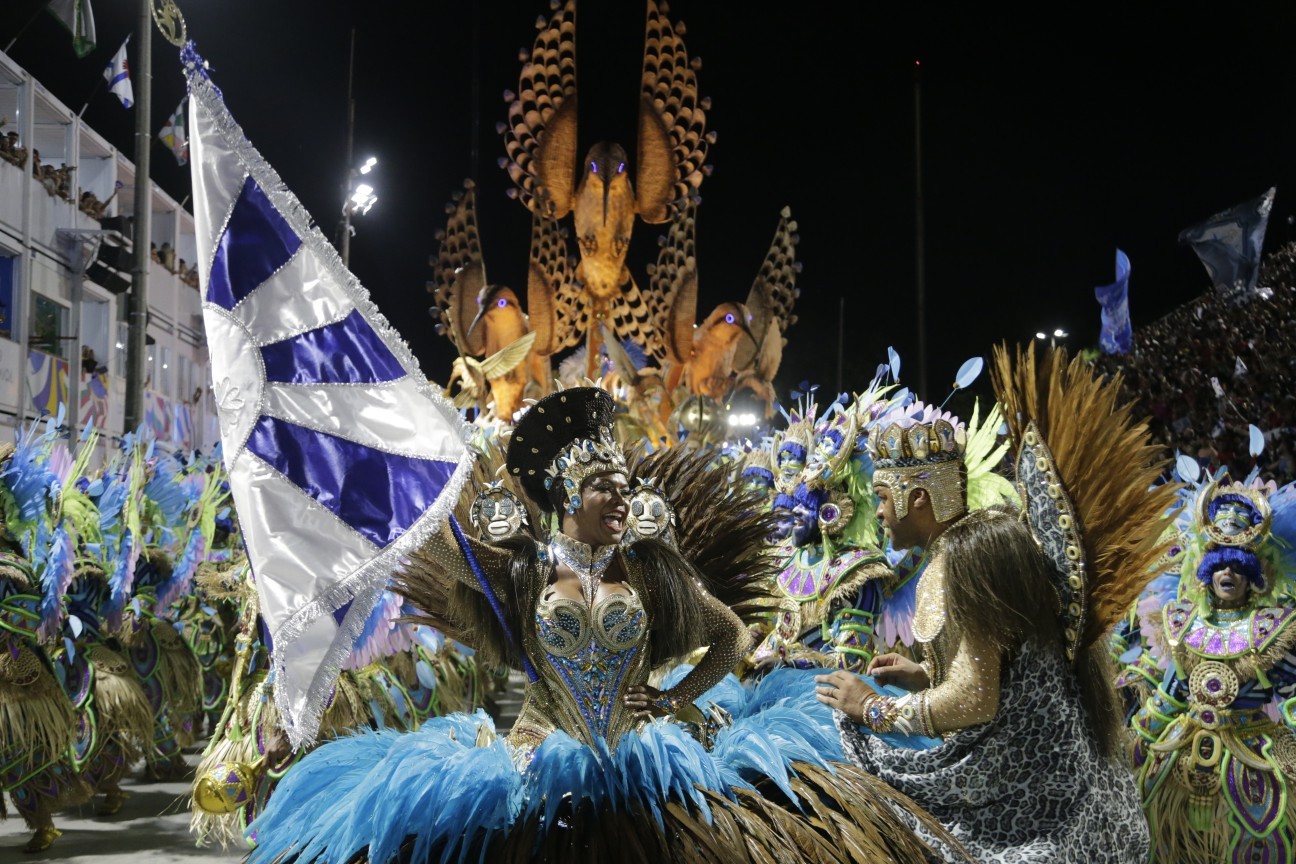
top-left (6, 1), bottom-right (1296, 418)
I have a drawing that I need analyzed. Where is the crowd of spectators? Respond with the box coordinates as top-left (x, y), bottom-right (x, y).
top-left (30, 149), bottom-right (76, 202)
top-left (151, 241), bottom-right (200, 290)
top-left (1093, 242), bottom-right (1296, 485)
top-left (0, 120), bottom-right (27, 169)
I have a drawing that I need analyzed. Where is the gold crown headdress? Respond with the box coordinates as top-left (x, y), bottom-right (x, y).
top-left (869, 408), bottom-right (967, 522)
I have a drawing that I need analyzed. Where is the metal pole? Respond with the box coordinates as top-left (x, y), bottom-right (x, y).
top-left (470, 3), bottom-right (481, 178)
top-left (125, 0), bottom-right (152, 433)
top-left (914, 60), bottom-right (928, 397)
top-left (340, 29), bottom-right (355, 268)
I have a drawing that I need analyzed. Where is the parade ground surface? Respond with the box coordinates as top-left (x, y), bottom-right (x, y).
top-left (0, 748), bottom-right (242, 863)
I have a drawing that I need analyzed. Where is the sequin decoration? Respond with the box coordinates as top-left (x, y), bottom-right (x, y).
top-left (535, 590), bottom-right (646, 742)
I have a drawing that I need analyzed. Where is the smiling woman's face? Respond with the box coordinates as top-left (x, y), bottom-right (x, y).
top-left (568, 471), bottom-right (629, 546)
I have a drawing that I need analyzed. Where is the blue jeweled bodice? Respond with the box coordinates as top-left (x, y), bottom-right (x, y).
top-left (535, 586), bottom-right (646, 743)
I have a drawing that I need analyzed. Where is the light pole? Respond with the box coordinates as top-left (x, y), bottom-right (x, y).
top-left (336, 29), bottom-right (378, 269)
top-left (339, 156), bottom-right (377, 268)
top-left (125, 0), bottom-right (152, 433)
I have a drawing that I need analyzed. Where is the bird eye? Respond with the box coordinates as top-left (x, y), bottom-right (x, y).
top-left (725, 313), bottom-right (735, 324)
top-left (617, 162), bottom-right (625, 174)
top-left (590, 162), bottom-right (598, 174)
top-left (497, 298), bottom-right (508, 308)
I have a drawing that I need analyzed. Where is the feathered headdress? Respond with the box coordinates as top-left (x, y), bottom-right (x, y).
top-left (991, 342), bottom-right (1182, 661)
top-left (0, 411), bottom-right (77, 641)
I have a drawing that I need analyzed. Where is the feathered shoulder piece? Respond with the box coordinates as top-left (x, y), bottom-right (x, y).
top-left (991, 342), bottom-right (1182, 659)
top-left (624, 441), bottom-right (779, 626)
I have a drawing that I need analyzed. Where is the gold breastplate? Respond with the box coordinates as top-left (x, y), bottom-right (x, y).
top-left (530, 586), bottom-right (649, 746)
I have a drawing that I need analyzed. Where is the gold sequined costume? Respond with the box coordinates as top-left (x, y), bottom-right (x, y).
top-left (242, 388), bottom-right (955, 863)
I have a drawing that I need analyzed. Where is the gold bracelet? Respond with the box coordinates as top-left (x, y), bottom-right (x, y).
top-left (859, 692), bottom-right (900, 734)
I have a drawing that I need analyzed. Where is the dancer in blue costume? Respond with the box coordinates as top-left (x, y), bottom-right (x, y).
top-left (247, 387), bottom-right (954, 864)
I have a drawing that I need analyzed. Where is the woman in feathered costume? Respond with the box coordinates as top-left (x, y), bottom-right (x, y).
top-left (0, 421), bottom-right (92, 851)
top-left (90, 436), bottom-right (204, 780)
top-left (245, 387), bottom-right (957, 864)
top-left (1131, 477), bottom-right (1296, 863)
top-left (48, 425), bottom-right (154, 820)
top-left (820, 345), bottom-right (1176, 863)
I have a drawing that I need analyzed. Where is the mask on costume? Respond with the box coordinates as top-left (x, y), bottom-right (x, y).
top-left (774, 482), bottom-right (828, 547)
top-left (470, 482), bottom-right (529, 542)
top-left (622, 479), bottom-right (677, 546)
top-left (1190, 481), bottom-right (1274, 597)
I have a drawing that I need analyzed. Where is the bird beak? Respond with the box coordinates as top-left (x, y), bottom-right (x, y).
top-left (601, 166), bottom-right (611, 227)
top-left (468, 287), bottom-right (504, 339)
top-left (735, 306), bottom-right (757, 345)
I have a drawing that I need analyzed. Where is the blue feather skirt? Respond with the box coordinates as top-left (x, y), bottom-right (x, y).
top-left (245, 668), bottom-right (943, 863)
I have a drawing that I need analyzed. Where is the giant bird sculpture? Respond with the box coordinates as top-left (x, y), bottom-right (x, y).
top-left (648, 201), bottom-right (802, 419)
top-left (499, 0), bottom-right (713, 375)
top-left (428, 183), bottom-right (549, 421)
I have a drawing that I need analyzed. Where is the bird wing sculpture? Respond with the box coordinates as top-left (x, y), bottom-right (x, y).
top-left (428, 182), bottom-right (488, 358)
top-left (429, 184), bottom-right (549, 421)
top-left (733, 206), bottom-right (800, 415)
top-left (499, 0), bottom-right (712, 371)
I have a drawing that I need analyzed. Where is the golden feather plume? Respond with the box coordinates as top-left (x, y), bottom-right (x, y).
top-left (991, 342), bottom-right (1182, 649)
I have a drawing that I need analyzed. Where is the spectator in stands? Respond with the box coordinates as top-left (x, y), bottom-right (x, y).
top-left (1093, 242), bottom-right (1296, 485)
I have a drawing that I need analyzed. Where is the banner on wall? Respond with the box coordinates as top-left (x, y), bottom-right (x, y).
top-left (173, 401), bottom-right (194, 449)
top-left (27, 350), bottom-right (69, 416)
top-left (144, 389), bottom-right (171, 440)
top-left (78, 370), bottom-right (111, 428)
top-left (0, 339), bottom-right (20, 409)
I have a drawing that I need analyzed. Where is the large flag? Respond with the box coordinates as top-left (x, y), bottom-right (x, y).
top-left (103, 37), bottom-right (132, 108)
top-left (48, 0), bottom-right (97, 58)
top-left (1094, 248), bottom-right (1132, 355)
top-left (158, 97), bottom-right (187, 166)
top-left (185, 45), bottom-right (472, 747)
top-left (1178, 187), bottom-right (1275, 297)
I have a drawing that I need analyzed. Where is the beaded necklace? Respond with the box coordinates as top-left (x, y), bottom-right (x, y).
top-left (549, 531), bottom-right (617, 606)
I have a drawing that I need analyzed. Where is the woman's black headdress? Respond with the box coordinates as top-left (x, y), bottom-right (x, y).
top-left (506, 388), bottom-right (625, 513)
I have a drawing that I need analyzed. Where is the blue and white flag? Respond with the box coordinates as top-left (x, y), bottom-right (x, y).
top-left (1178, 187), bottom-right (1275, 296)
top-left (103, 37), bottom-right (132, 108)
top-left (1094, 248), bottom-right (1132, 355)
top-left (184, 45), bottom-right (472, 747)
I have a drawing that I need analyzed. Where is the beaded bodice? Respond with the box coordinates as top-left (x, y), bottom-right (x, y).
top-left (534, 586), bottom-right (647, 744)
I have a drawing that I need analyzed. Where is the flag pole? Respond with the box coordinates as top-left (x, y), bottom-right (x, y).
top-left (77, 76), bottom-right (107, 118)
top-left (125, 0), bottom-right (152, 431)
top-left (3, 0), bottom-right (56, 54)
top-left (914, 58), bottom-right (928, 398)
top-left (338, 29), bottom-right (357, 268)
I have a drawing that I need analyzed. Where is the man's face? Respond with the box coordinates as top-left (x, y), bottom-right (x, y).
top-left (875, 485), bottom-right (921, 550)
top-left (790, 500), bottom-right (817, 547)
